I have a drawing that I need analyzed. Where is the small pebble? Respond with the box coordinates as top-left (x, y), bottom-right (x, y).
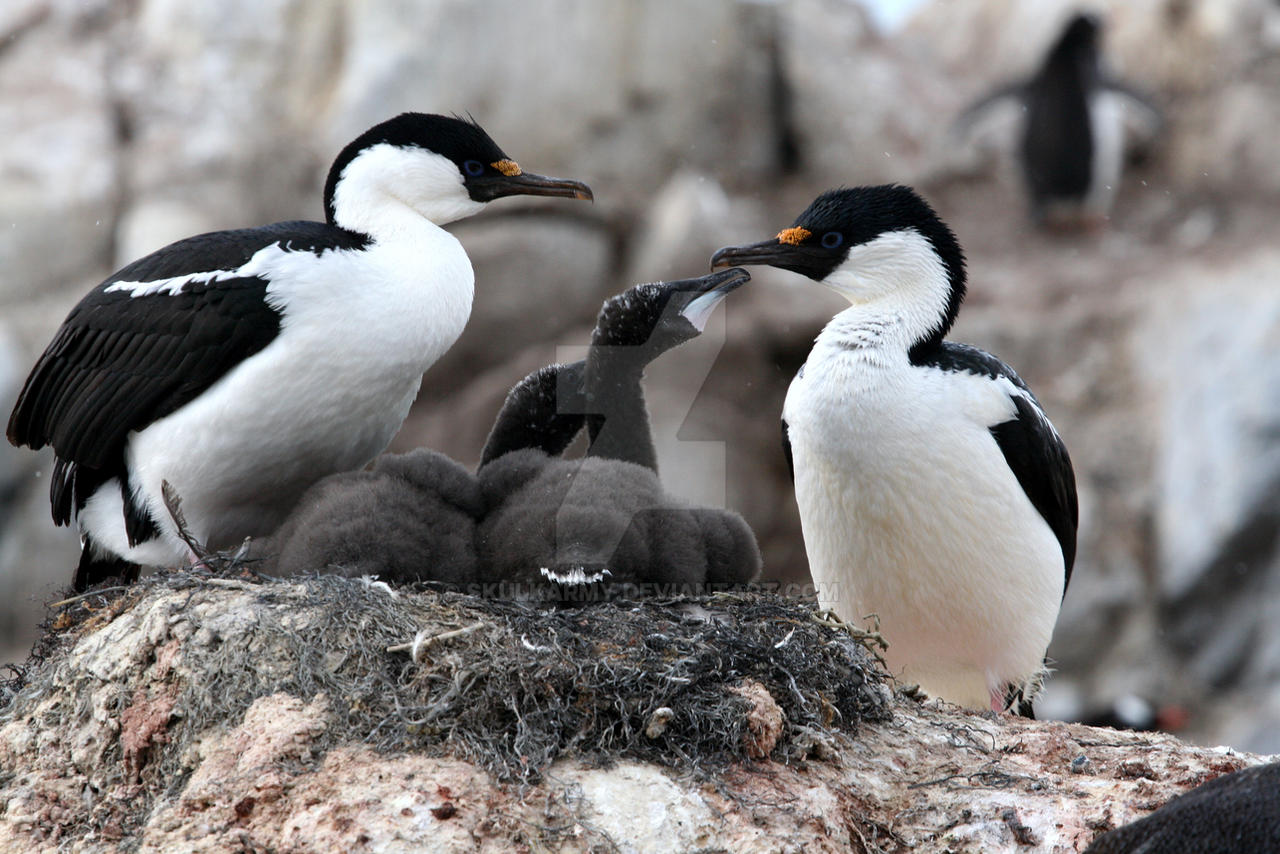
top-left (645, 707), bottom-right (675, 739)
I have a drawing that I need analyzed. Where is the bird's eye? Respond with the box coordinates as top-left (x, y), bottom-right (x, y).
top-left (463, 160), bottom-right (485, 177)
top-left (821, 231), bottom-right (844, 249)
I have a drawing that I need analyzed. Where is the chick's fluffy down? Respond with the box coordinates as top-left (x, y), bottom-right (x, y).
top-left (262, 449), bottom-right (483, 583)
top-left (477, 449), bottom-right (760, 594)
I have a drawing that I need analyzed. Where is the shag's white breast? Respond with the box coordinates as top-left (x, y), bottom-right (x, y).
top-left (783, 343), bottom-right (1064, 708)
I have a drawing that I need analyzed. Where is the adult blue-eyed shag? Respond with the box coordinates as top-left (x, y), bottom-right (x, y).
top-left (6, 112), bottom-right (592, 590)
top-left (712, 185), bottom-right (1076, 713)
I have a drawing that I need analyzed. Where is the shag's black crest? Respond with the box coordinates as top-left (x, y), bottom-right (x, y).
top-left (323, 113), bottom-right (510, 223)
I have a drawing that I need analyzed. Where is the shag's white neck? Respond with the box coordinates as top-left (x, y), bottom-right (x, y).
top-left (817, 228), bottom-right (954, 354)
top-left (328, 143), bottom-right (485, 238)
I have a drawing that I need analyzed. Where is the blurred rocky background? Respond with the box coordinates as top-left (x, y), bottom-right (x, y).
top-left (2, 0), bottom-right (1278, 753)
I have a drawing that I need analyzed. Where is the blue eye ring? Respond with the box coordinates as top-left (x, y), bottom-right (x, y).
top-left (463, 160), bottom-right (485, 177)
top-left (821, 231), bottom-right (843, 249)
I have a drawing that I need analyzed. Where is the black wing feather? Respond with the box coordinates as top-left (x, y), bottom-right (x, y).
top-left (7, 220), bottom-right (368, 526)
top-left (918, 342), bottom-right (1078, 593)
top-left (106, 220), bottom-right (367, 283)
top-left (13, 277), bottom-right (282, 467)
top-left (991, 395), bottom-right (1078, 591)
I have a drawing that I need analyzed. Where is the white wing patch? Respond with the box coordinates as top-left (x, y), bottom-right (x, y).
top-left (105, 268), bottom-right (238, 298)
top-left (994, 375), bottom-right (1062, 440)
top-left (103, 243), bottom-right (294, 298)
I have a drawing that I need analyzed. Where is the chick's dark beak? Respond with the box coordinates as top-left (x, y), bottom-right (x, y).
top-left (676, 267), bottom-right (751, 332)
top-left (468, 171), bottom-right (593, 202)
top-left (672, 266), bottom-right (752, 297)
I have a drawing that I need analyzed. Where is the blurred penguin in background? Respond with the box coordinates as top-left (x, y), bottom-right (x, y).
top-left (954, 11), bottom-right (1162, 229)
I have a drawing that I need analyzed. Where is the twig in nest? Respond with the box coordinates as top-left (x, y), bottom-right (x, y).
top-left (810, 608), bottom-right (889, 664)
top-left (907, 763), bottom-right (1022, 791)
top-left (202, 578), bottom-right (263, 592)
top-left (942, 722), bottom-right (998, 754)
top-left (161, 479), bottom-right (210, 562)
top-left (387, 622), bottom-right (486, 662)
top-left (47, 586), bottom-right (132, 609)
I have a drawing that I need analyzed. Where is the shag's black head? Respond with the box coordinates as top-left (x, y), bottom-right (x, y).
top-left (323, 112), bottom-right (593, 223)
top-left (1047, 12), bottom-right (1101, 68)
top-left (710, 184), bottom-right (967, 349)
top-left (591, 267), bottom-right (750, 357)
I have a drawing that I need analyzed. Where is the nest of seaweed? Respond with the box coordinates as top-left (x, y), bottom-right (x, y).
top-left (2, 569), bottom-right (891, 789)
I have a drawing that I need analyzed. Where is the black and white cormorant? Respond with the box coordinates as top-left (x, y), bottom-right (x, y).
top-left (955, 12), bottom-right (1161, 227)
top-left (5, 112), bottom-right (592, 590)
top-left (478, 267), bottom-right (761, 596)
top-left (711, 185), bottom-right (1077, 713)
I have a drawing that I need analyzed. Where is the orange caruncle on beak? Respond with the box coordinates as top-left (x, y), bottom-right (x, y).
top-left (776, 226), bottom-right (811, 245)
top-left (492, 159), bottom-right (523, 177)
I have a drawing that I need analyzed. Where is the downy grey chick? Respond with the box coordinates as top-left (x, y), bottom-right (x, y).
top-left (477, 267), bottom-right (762, 600)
